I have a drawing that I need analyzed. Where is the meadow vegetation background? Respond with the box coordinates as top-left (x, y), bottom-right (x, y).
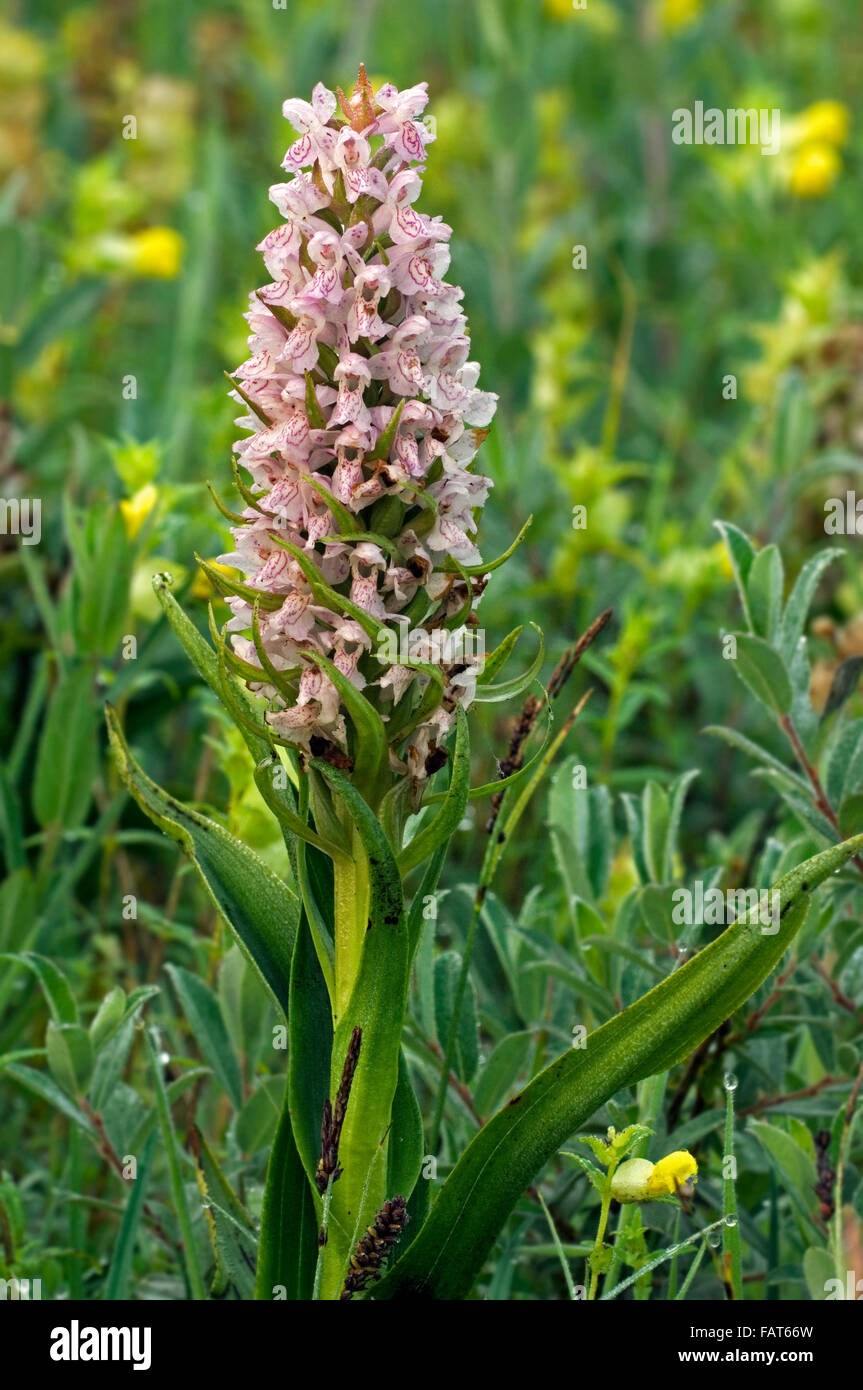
top-left (2, 0), bottom-right (863, 1300)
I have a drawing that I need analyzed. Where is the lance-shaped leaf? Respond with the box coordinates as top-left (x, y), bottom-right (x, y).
top-left (424, 702), bottom-right (553, 805)
top-left (310, 760), bottom-right (409, 1300)
top-left (373, 832), bottom-right (863, 1300)
top-left (191, 1125), bottom-right (258, 1298)
top-left (106, 706), bottom-right (298, 1017)
top-left (232, 459), bottom-right (276, 516)
top-left (225, 370), bottom-right (274, 426)
top-left (444, 515), bottom-right (533, 576)
top-left (304, 371), bottom-right (328, 429)
top-left (473, 623), bottom-right (545, 703)
top-left (302, 650), bottom-right (390, 809)
top-left (153, 577), bottom-right (271, 764)
top-left (269, 534), bottom-right (389, 646)
top-left (206, 481), bottom-right (247, 526)
top-left (255, 1092), bottom-right (319, 1301)
top-left (479, 626), bottom-right (523, 684)
top-left (397, 707), bottom-right (470, 875)
top-left (729, 632), bottom-right (792, 716)
top-left (369, 397), bottom-right (405, 461)
top-left (195, 553), bottom-right (284, 610)
top-left (253, 753), bottom-right (344, 864)
top-left (250, 600), bottom-right (301, 702)
top-left (778, 547), bottom-right (843, 665)
top-left (166, 965), bottom-right (243, 1111)
top-left (305, 476), bottom-right (357, 535)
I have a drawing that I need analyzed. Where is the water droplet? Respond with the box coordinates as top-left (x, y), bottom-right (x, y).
top-left (724, 1214), bottom-right (738, 1228)
top-left (159, 1051), bottom-right (170, 1066)
top-left (723, 1072), bottom-right (738, 1093)
top-left (706, 1227), bottom-right (722, 1248)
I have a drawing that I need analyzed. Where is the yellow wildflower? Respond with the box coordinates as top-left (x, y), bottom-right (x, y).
top-left (798, 100), bottom-right (850, 149)
top-left (658, 0), bottom-right (702, 32)
top-left (192, 560), bottom-right (240, 601)
top-left (789, 142), bottom-right (841, 198)
top-left (128, 226), bottom-right (184, 278)
top-left (120, 484), bottom-right (158, 539)
top-left (610, 1149), bottom-right (698, 1202)
top-left (646, 1150), bottom-right (698, 1197)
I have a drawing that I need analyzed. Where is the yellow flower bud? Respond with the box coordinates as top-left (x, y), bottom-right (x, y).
top-left (609, 1157), bottom-right (655, 1203)
top-left (120, 483), bottom-right (158, 539)
top-left (128, 226), bottom-right (184, 279)
top-left (789, 143), bottom-right (841, 198)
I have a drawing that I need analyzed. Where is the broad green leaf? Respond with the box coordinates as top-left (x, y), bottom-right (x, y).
top-left (434, 951), bottom-right (479, 1085)
top-left (310, 760), bottom-right (409, 1301)
top-left (287, 909), bottom-right (333, 1186)
top-left (746, 544), bottom-right (784, 643)
top-left (104, 1131), bottom-right (157, 1300)
top-left (46, 1022), bottom-right (94, 1097)
top-left (33, 665), bottom-right (98, 829)
top-left (0, 869), bottom-right (36, 954)
top-left (89, 987), bottom-right (126, 1049)
top-left (90, 1015), bottom-right (137, 1112)
top-left (166, 965), bottom-right (243, 1110)
top-left (826, 718), bottom-right (863, 808)
top-left (703, 725), bottom-right (809, 796)
top-left (803, 1246), bottom-right (836, 1302)
top-left (2, 1061), bottom-right (96, 1137)
top-left (106, 706), bottom-right (297, 1017)
top-left (0, 952), bottom-right (78, 1024)
top-left (387, 1051), bottom-right (425, 1202)
top-left (728, 632), bottom-right (792, 716)
top-left (641, 780), bottom-right (670, 884)
top-left (821, 656), bottom-right (863, 723)
top-left (373, 831), bottom-right (863, 1300)
top-left (663, 769), bottom-right (699, 881)
top-left (713, 520), bottom-right (756, 629)
top-left (192, 1125), bottom-right (257, 1298)
top-left (398, 707), bottom-right (470, 875)
top-left (255, 1090), bottom-right (319, 1301)
top-left (473, 1032), bottom-right (533, 1117)
top-left (218, 944), bottom-right (271, 1061)
top-left (548, 763), bottom-right (613, 902)
top-left (0, 761), bottom-right (24, 871)
top-left (153, 578), bottom-right (271, 763)
top-left (749, 1119), bottom-right (819, 1234)
top-left (839, 793), bottom-right (863, 838)
top-left (235, 1076), bottom-right (285, 1154)
top-left (75, 508), bottom-right (135, 657)
top-left (778, 548), bottom-right (843, 665)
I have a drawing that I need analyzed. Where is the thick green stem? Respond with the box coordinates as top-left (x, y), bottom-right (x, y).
top-left (311, 772), bottom-right (408, 1301)
top-left (332, 830), bottom-right (370, 1026)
